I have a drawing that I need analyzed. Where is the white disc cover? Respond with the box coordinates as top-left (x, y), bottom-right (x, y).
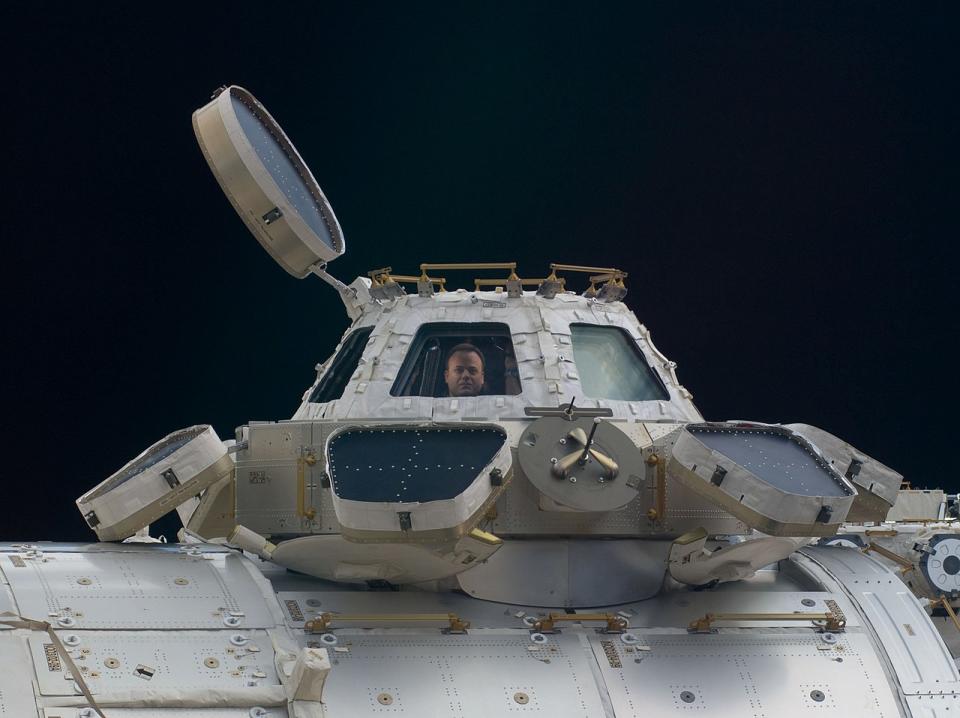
top-left (193, 85), bottom-right (345, 277)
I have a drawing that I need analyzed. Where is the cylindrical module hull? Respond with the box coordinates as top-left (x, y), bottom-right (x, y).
top-left (0, 541), bottom-right (955, 716)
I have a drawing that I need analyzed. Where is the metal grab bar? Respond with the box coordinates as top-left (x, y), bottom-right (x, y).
top-left (305, 612), bottom-right (470, 634)
top-left (688, 611), bottom-right (846, 633)
top-left (531, 613), bottom-right (628, 634)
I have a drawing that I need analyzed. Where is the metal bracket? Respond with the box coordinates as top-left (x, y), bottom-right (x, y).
top-left (296, 450), bottom-right (318, 521)
top-left (309, 262), bottom-right (357, 301)
top-left (710, 465), bottom-right (727, 486)
top-left (161, 468), bottom-right (180, 489)
top-left (550, 422), bottom-right (619, 481)
top-left (931, 596), bottom-right (960, 634)
top-left (863, 541), bottom-right (915, 574)
top-left (261, 207), bottom-right (283, 225)
top-left (542, 263), bottom-right (628, 301)
top-left (845, 458), bottom-right (864, 480)
top-left (475, 277), bottom-right (563, 297)
top-left (645, 452), bottom-right (667, 523)
top-left (524, 398), bottom-right (613, 420)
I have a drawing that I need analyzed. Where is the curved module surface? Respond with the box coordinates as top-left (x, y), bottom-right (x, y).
top-left (0, 541), bottom-right (955, 717)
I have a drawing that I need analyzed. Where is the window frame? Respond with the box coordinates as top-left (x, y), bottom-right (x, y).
top-left (390, 321), bottom-right (520, 398)
top-left (308, 326), bottom-right (374, 403)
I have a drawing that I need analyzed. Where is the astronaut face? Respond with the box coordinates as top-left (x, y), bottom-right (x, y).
top-left (444, 349), bottom-right (485, 397)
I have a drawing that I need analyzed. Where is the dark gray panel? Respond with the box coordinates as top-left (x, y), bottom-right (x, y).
top-left (328, 425), bottom-right (505, 502)
top-left (689, 426), bottom-right (848, 497)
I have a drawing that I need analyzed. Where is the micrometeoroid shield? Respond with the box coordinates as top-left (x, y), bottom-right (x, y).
top-left (75, 425), bottom-right (233, 542)
top-left (666, 422), bottom-right (859, 536)
top-left (325, 424), bottom-right (512, 542)
top-left (192, 85), bottom-right (345, 277)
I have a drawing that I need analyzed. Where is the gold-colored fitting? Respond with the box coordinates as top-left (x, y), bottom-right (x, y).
top-left (532, 612), bottom-right (627, 634)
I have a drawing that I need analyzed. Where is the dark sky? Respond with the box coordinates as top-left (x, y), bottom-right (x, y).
top-left (4, 3), bottom-right (956, 541)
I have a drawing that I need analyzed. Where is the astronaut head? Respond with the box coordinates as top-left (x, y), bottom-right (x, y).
top-left (444, 343), bottom-right (485, 397)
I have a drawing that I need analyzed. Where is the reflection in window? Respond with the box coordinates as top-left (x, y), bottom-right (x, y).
top-left (391, 323), bottom-right (521, 397)
top-left (570, 324), bottom-right (669, 401)
top-left (309, 327), bottom-right (373, 403)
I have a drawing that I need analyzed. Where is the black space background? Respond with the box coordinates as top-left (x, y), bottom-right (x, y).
top-left (3, 3), bottom-right (956, 541)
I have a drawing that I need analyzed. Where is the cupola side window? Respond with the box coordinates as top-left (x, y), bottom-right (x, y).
top-left (570, 324), bottom-right (669, 402)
